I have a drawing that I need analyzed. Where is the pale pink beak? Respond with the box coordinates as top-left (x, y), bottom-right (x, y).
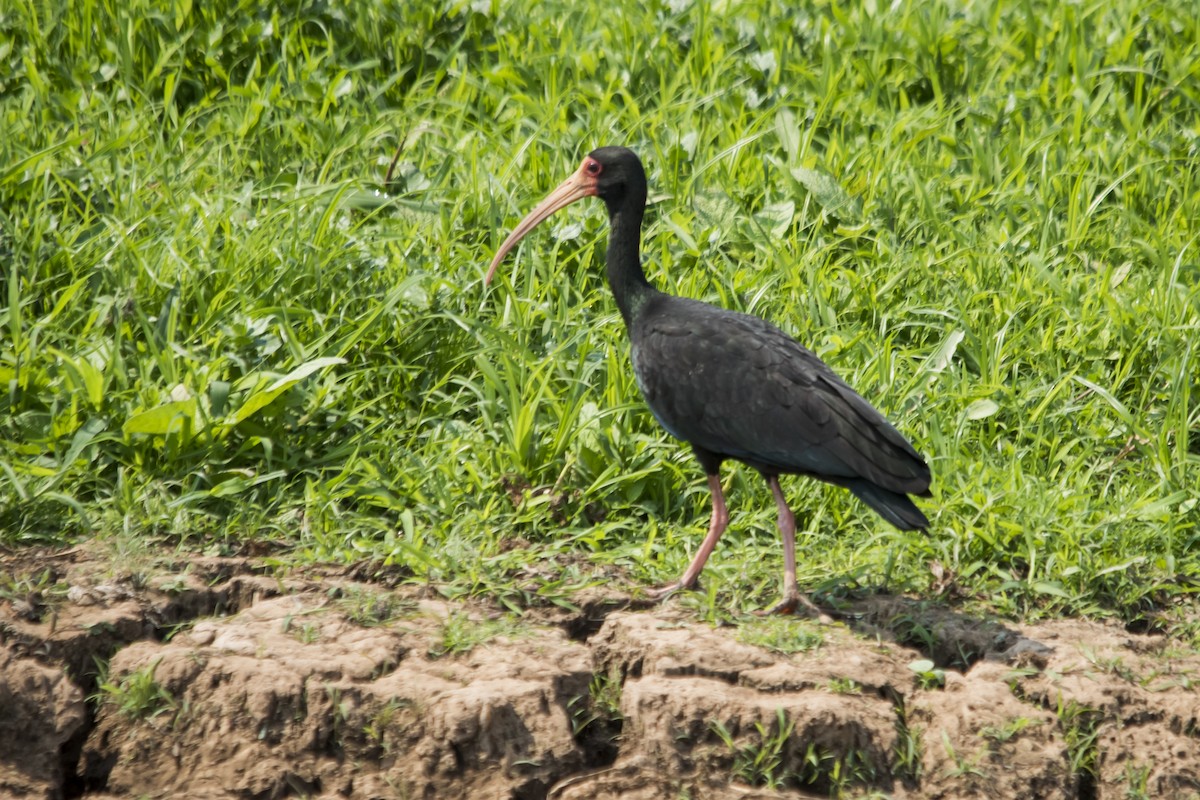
top-left (485, 160), bottom-right (601, 284)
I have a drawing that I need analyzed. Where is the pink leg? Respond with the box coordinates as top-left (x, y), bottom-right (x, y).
top-left (758, 476), bottom-right (827, 619)
top-left (648, 473), bottom-right (728, 598)
top-left (762, 476), bottom-right (800, 613)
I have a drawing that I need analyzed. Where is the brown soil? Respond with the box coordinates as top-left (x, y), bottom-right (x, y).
top-left (3, 543), bottom-right (1200, 800)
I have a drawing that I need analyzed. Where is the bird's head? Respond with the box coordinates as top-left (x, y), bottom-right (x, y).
top-left (485, 147), bottom-right (647, 284)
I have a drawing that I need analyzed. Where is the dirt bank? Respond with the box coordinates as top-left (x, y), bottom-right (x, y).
top-left (2, 544), bottom-right (1199, 799)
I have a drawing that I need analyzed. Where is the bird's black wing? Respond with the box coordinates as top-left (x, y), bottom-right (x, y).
top-left (630, 295), bottom-right (930, 496)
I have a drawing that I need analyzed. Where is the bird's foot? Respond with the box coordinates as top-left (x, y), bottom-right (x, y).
top-left (755, 592), bottom-right (833, 623)
top-left (644, 580), bottom-right (695, 601)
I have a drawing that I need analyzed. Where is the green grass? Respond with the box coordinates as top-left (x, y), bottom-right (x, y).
top-left (427, 611), bottom-right (527, 658)
top-left (737, 615), bottom-right (824, 654)
top-left (92, 657), bottom-right (176, 721)
top-left (2, 0), bottom-right (1199, 623)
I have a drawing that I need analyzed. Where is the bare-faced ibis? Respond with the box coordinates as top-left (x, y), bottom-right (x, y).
top-left (486, 147), bottom-right (931, 614)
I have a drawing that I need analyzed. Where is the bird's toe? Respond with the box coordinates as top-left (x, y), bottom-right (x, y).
top-left (645, 578), bottom-right (702, 600)
top-left (645, 581), bottom-right (682, 600)
top-left (757, 592), bottom-right (832, 623)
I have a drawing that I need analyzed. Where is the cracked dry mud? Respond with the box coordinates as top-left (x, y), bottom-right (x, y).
top-left (3, 545), bottom-right (1200, 799)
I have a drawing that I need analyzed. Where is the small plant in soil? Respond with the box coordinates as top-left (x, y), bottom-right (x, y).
top-left (427, 612), bottom-right (526, 658)
top-left (908, 659), bottom-right (946, 690)
top-left (712, 708), bottom-right (798, 790)
top-left (825, 748), bottom-right (878, 797)
top-left (980, 715), bottom-right (1041, 745)
top-left (570, 667), bottom-right (624, 765)
top-left (1082, 650), bottom-right (1139, 683)
top-left (325, 685), bottom-right (354, 752)
top-left (1123, 763), bottom-right (1152, 800)
top-left (736, 616), bottom-right (823, 655)
top-left (827, 677), bottom-right (862, 695)
top-left (712, 707), bottom-right (878, 795)
top-left (282, 613), bottom-right (323, 644)
top-left (334, 587), bottom-right (412, 627)
top-left (589, 667), bottom-right (624, 722)
top-left (1058, 698), bottom-right (1103, 793)
top-left (940, 731), bottom-right (987, 780)
top-left (892, 697), bottom-right (924, 784)
top-left (0, 567), bottom-right (70, 613)
top-left (93, 657), bottom-right (176, 721)
top-left (364, 699), bottom-right (411, 754)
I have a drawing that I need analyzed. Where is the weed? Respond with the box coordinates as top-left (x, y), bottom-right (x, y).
top-left (1123, 763), bottom-right (1152, 800)
top-left (427, 612), bottom-right (526, 659)
top-left (712, 708), bottom-right (797, 790)
top-left (737, 616), bottom-right (824, 655)
top-left (334, 588), bottom-right (412, 627)
top-left (589, 667), bottom-right (624, 722)
top-left (0, 568), bottom-right (69, 619)
top-left (1081, 649), bottom-right (1139, 683)
top-left (568, 667), bottom-right (624, 765)
top-left (889, 613), bottom-right (938, 655)
top-left (1058, 698), bottom-right (1103, 793)
top-left (892, 696), bottom-right (923, 784)
top-left (568, 668), bottom-right (624, 736)
top-left (93, 658), bottom-right (176, 721)
top-left (940, 731), bottom-right (987, 780)
top-left (908, 659), bottom-right (946, 690)
top-left (980, 716), bottom-right (1041, 745)
top-left (712, 708), bottom-right (875, 795)
top-left (363, 699), bottom-right (412, 753)
top-left (828, 677), bottom-right (862, 695)
top-left (284, 618), bottom-right (322, 644)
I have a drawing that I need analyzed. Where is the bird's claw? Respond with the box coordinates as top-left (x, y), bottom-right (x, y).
top-left (645, 582), bottom-right (681, 600)
top-left (755, 592), bottom-right (833, 623)
top-left (644, 580), bottom-right (693, 600)
top-left (754, 596), bottom-right (798, 616)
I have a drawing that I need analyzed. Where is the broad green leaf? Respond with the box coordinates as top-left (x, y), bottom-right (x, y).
top-left (927, 330), bottom-right (965, 375)
top-left (790, 166), bottom-right (862, 222)
top-left (964, 399), bottom-right (1000, 420)
top-left (775, 108), bottom-right (800, 163)
top-left (231, 357), bottom-right (346, 424)
top-left (754, 200), bottom-right (795, 239)
top-left (123, 400), bottom-right (197, 435)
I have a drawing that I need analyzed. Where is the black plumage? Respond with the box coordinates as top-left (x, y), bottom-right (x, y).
top-left (486, 146), bottom-right (931, 613)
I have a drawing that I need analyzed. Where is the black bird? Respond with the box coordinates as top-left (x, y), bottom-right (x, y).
top-left (486, 147), bottom-right (931, 614)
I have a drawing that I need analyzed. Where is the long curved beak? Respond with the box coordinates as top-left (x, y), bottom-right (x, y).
top-left (485, 162), bottom-right (599, 284)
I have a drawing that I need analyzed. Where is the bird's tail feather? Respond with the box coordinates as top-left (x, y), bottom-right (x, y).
top-left (846, 481), bottom-right (929, 530)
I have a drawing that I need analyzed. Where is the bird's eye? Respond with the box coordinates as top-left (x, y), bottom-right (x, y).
top-left (584, 159), bottom-right (602, 176)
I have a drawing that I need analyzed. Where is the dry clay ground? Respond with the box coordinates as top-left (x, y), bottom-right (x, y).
top-left (3, 544), bottom-right (1200, 800)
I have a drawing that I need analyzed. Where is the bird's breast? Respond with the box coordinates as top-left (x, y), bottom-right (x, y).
top-left (629, 341), bottom-right (689, 441)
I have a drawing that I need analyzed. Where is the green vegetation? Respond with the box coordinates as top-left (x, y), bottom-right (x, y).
top-left (427, 610), bottom-right (526, 658)
top-left (2, 0), bottom-right (1198, 621)
top-left (939, 729), bottom-right (988, 780)
top-left (333, 586), bottom-right (414, 626)
top-left (712, 708), bottom-right (797, 790)
top-left (588, 666), bottom-right (625, 722)
top-left (737, 615), bottom-right (824, 654)
top-left (892, 697), bottom-right (924, 784)
top-left (713, 708), bottom-right (876, 794)
top-left (1058, 697), bottom-right (1102, 792)
top-left (827, 677), bottom-right (861, 695)
top-left (979, 715), bottom-right (1041, 745)
top-left (0, 566), bottom-right (69, 611)
top-left (364, 698), bottom-right (412, 754)
top-left (93, 658), bottom-right (176, 721)
top-left (569, 666), bottom-right (624, 753)
top-left (908, 658), bottom-right (947, 690)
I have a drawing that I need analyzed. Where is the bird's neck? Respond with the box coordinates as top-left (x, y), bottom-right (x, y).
top-left (605, 205), bottom-right (656, 327)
